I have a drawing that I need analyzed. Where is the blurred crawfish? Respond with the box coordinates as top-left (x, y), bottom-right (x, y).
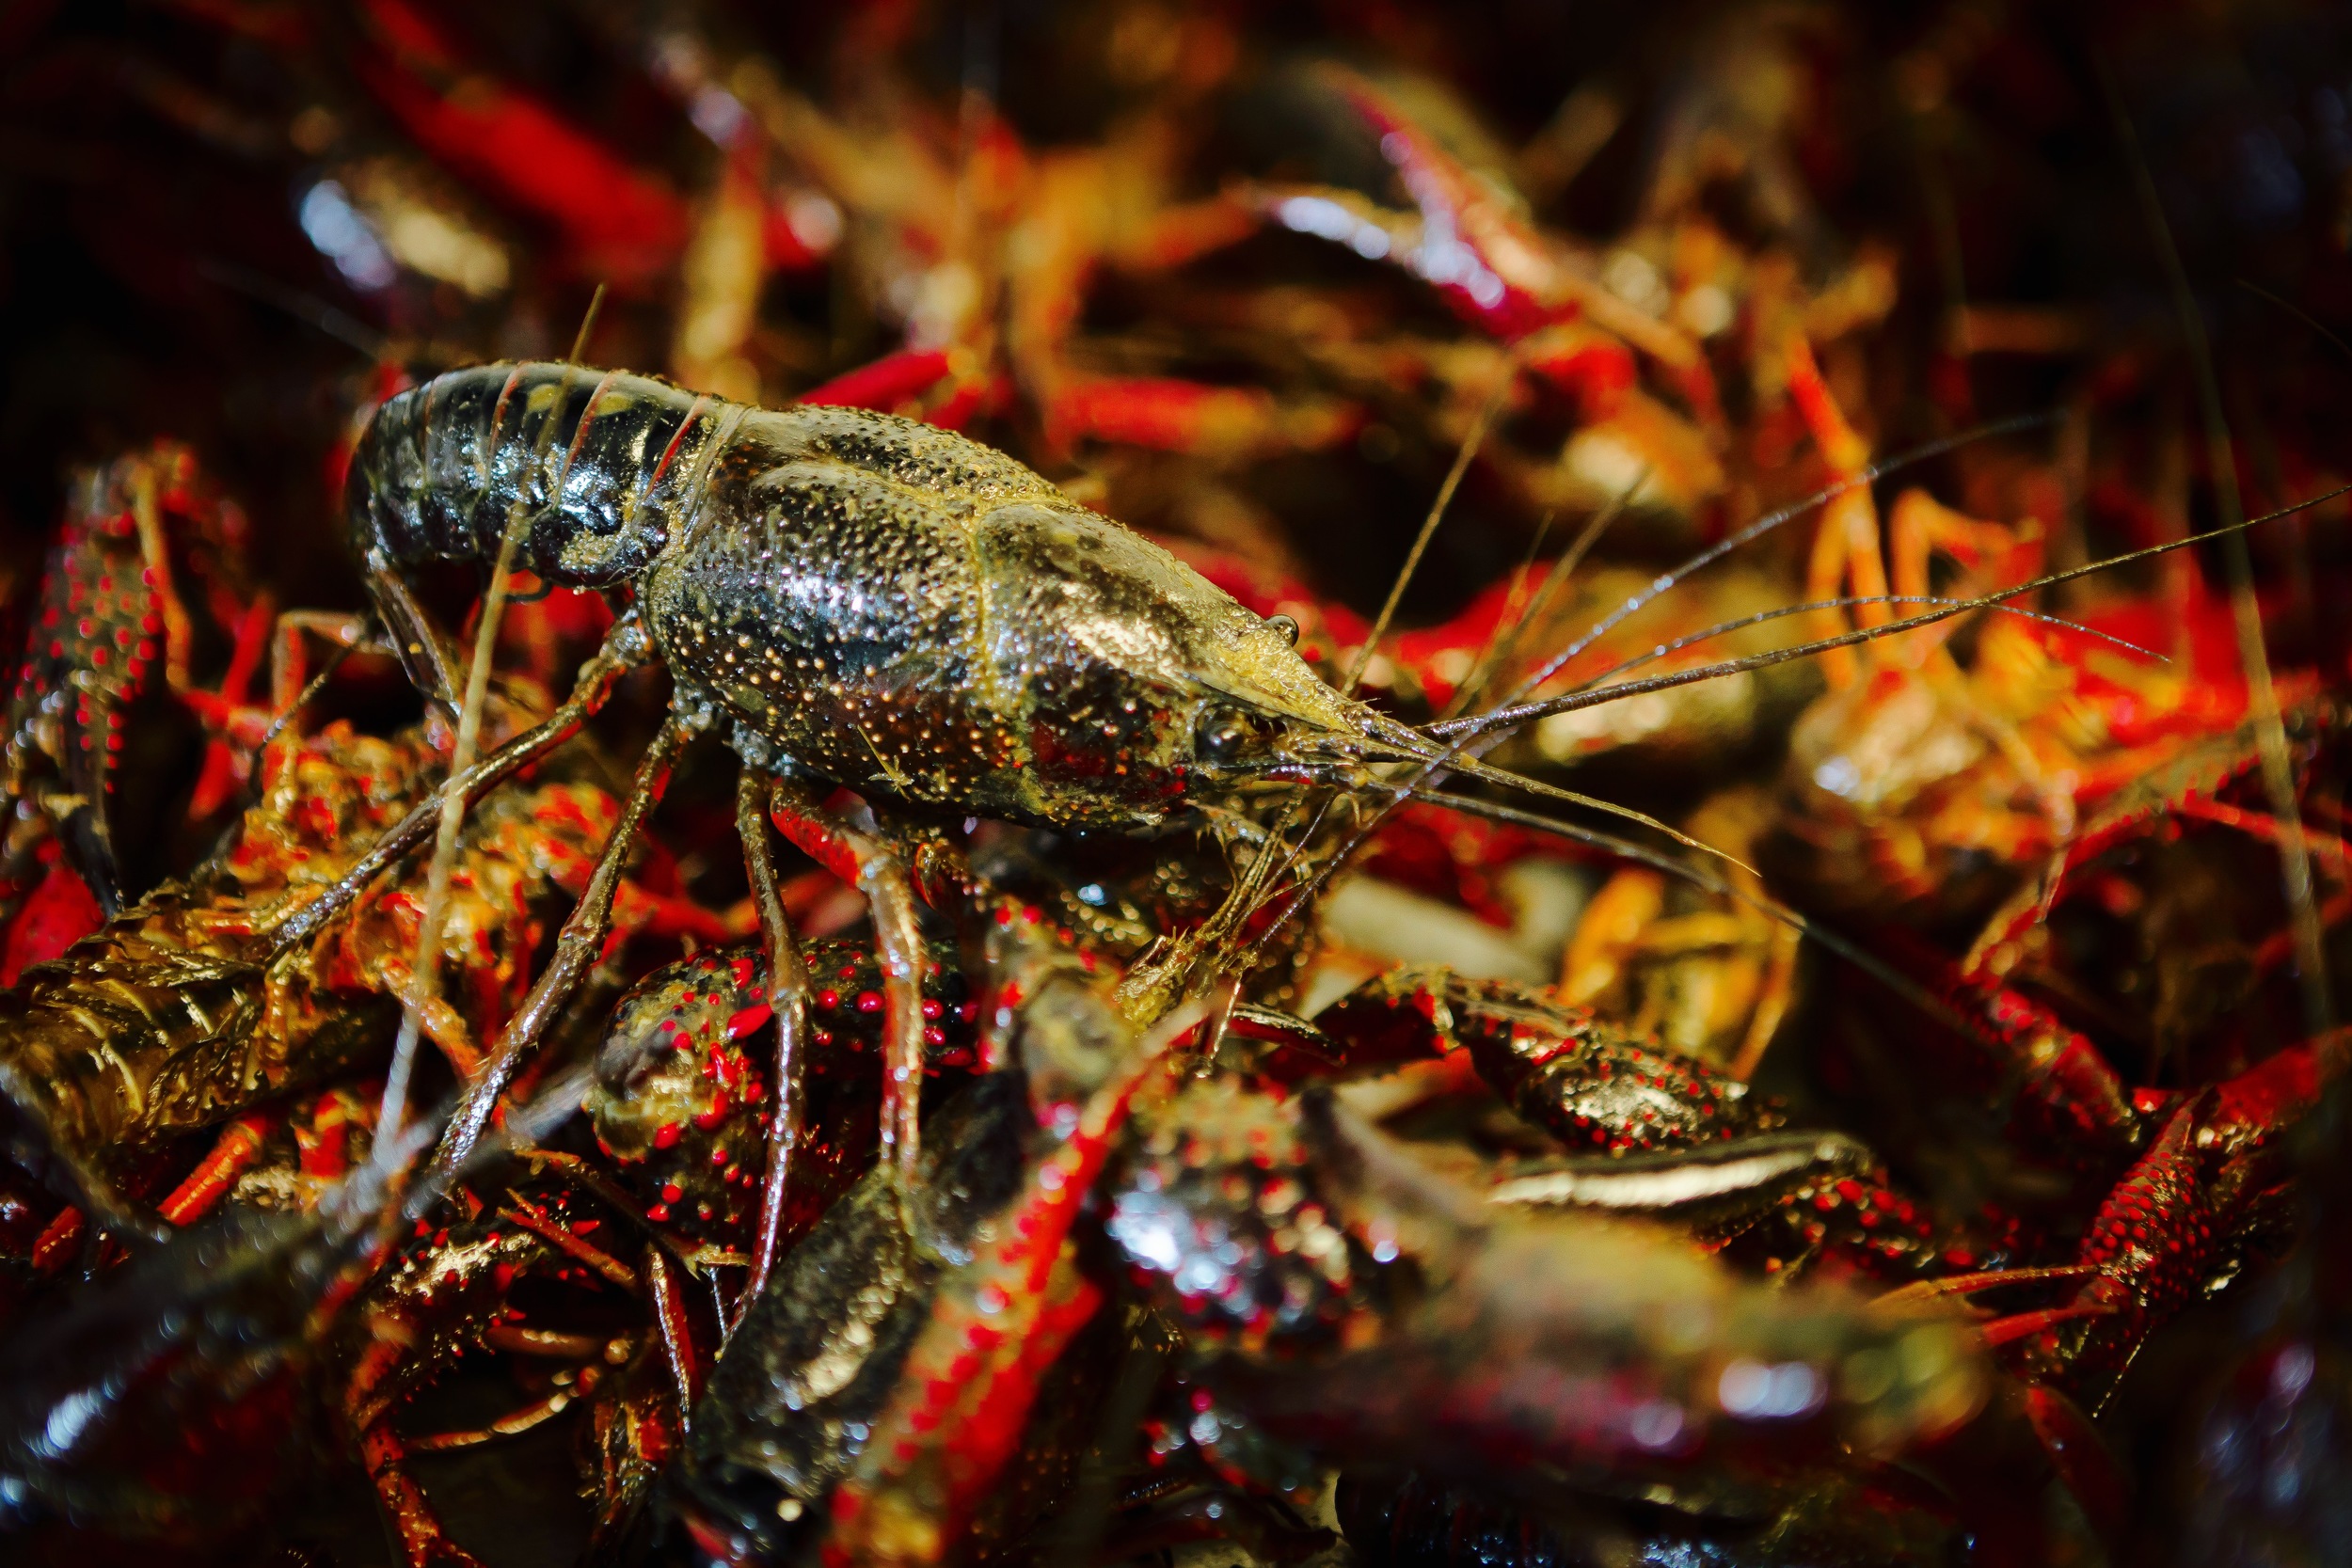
top-left (1560, 786), bottom-right (1799, 1079)
top-left (1763, 341), bottom-right (2340, 930)
top-left (671, 921), bottom-right (1987, 1568)
top-left (0, 441), bottom-right (273, 947)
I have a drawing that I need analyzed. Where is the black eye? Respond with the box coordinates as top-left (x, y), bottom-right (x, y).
top-left (1196, 706), bottom-right (1258, 765)
top-left (1264, 613), bottom-right (1300, 647)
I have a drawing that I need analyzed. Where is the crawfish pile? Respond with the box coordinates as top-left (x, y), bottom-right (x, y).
top-left (5, 3), bottom-right (2352, 1566)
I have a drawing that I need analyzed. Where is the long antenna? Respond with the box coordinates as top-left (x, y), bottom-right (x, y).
top-left (1342, 360), bottom-right (1515, 697)
top-left (2102, 62), bottom-right (2332, 1039)
top-left (375, 285), bottom-right (609, 1163)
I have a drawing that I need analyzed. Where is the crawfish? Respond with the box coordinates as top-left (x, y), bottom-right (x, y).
top-left (667, 925), bottom-right (1988, 1568)
top-left (326, 360), bottom-right (1697, 1209)
top-left (0, 722), bottom-right (431, 1222)
top-left (0, 709), bottom-right (718, 1246)
top-left (1, 440), bottom-right (268, 936)
top-left (329, 932), bottom-right (991, 1568)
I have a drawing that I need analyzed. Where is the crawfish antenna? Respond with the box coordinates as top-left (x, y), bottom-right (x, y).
top-left (375, 287), bottom-right (610, 1164)
top-left (2102, 57), bottom-right (2332, 1037)
top-left (1342, 356), bottom-right (1515, 698)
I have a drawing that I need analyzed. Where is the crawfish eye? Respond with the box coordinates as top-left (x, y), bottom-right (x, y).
top-left (1195, 705), bottom-right (1264, 766)
top-left (1264, 613), bottom-right (1300, 647)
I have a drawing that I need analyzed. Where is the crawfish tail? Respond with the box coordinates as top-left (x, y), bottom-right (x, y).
top-left (347, 362), bottom-right (730, 588)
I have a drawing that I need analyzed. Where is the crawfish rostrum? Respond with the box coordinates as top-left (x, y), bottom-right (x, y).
top-left (6, 3), bottom-right (2352, 1566)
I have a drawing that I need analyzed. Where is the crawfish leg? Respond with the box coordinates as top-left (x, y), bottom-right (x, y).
top-left (405, 1367), bottom-right (604, 1451)
top-left (358, 1418), bottom-right (493, 1568)
top-left (647, 1245), bottom-right (706, 1432)
top-left (262, 614), bottom-right (647, 956)
top-left (365, 556), bottom-right (468, 720)
top-left (432, 715), bottom-right (690, 1176)
top-left (156, 1111), bottom-right (276, 1226)
top-left (270, 609), bottom-right (375, 713)
top-left (736, 767), bottom-right (812, 1313)
top-left (766, 776), bottom-right (926, 1184)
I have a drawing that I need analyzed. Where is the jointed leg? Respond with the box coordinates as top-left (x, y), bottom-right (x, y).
top-left (358, 1418), bottom-right (492, 1568)
top-left (767, 778), bottom-right (927, 1184)
top-left (737, 768), bottom-right (812, 1318)
top-left (366, 557), bottom-right (469, 721)
top-left (647, 1245), bottom-right (705, 1428)
top-left (432, 713), bottom-right (690, 1177)
top-left (156, 1111), bottom-right (276, 1226)
top-left (1787, 333), bottom-right (1884, 690)
top-left (261, 615), bottom-right (647, 957)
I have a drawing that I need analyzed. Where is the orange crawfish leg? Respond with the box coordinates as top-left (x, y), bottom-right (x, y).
top-left (358, 1417), bottom-right (492, 1568)
top-left (296, 1086), bottom-right (373, 1180)
top-left (27, 1203), bottom-right (83, 1275)
top-left (346, 1331), bottom-right (492, 1568)
top-left (1786, 333), bottom-right (1886, 689)
top-left (736, 768), bottom-right (814, 1312)
top-left (765, 777), bottom-right (927, 1186)
top-left (156, 1111), bottom-right (277, 1226)
top-left (1885, 487), bottom-right (2045, 671)
top-left (1726, 915), bottom-right (1802, 1085)
top-left (405, 1367), bottom-right (604, 1453)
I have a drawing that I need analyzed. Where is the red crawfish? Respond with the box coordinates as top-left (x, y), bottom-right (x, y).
top-left (662, 943), bottom-right (1988, 1568)
top-left (644, 910), bottom-right (1976, 1563)
top-left (0, 712), bottom-right (724, 1264)
top-left (1, 440), bottom-right (270, 942)
top-left (336, 933), bottom-right (988, 1568)
top-left (323, 360), bottom-right (1705, 1199)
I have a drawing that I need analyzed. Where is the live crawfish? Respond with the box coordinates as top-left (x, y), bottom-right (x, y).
top-left (322, 356), bottom-right (1761, 1223)
top-left (0, 440), bottom-right (273, 957)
